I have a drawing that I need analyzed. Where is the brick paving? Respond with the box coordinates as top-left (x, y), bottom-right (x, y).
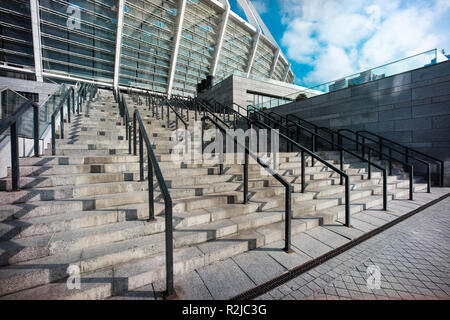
top-left (259, 197), bottom-right (450, 300)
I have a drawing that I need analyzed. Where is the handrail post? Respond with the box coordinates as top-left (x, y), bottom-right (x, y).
top-left (284, 185), bottom-right (292, 253)
top-left (60, 105), bottom-right (64, 140)
top-left (368, 149), bottom-right (372, 179)
top-left (362, 137), bottom-right (365, 158)
top-left (33, 105), bottom-right (40, 157)
top-left (148, 154), bottom-right (155, 221)
top-left (10, 122), bottom-right (19, 191)
top-left (243, 141), bottom-right (249, 204)
top-left (345, 176), bottom-right (350, 227)
top-left (440, 161), bottom-right (444, 187)
top-left (139, 127), bottom-right (144, 181)
top-left (164, 200), bottom-right (174, 297)
top-left (133, 111), bottom-right (137, 156)
top-left (51, 115), bottom-right (56, 156)
top-left (409, 165), bottom-right (414, 200)
top-left (426, 164), bottom-right (431, 193)
top-left (67, 95), bottom-right (71, 124)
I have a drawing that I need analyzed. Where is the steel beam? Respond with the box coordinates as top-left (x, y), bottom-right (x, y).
top-left (282, 63), bottom-right (291, 82)
top-left (209, 1), bottom-right (230, 77)
top-left (167, 0), bottom-right (187, 97)
top-left (113, 0), bottom-right (125, 89)
top-left (30, 0), bottom-right (43, 82)
top-left (269, 48), bottom-right (280, 79)
top-left (246, 30), bottom-right (260, 77)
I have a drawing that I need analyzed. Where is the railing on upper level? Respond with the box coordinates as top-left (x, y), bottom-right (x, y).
top-left (261, 109), bottom-right (436, 200)
top-left (0, 82), bottom-right (95, 191)
top-left (250, 107), bottom-right (389, 210)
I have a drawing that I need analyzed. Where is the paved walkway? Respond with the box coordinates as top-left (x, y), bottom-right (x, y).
top-left (259, 194), bottom-right (450, 300)
top-left (111, 188), bottom-right (450, 300)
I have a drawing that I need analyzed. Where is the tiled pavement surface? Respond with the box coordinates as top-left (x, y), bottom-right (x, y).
top-left (259, 196), bottom-right (450, 300)
top-left (111, 189), bottom-right (450, 300)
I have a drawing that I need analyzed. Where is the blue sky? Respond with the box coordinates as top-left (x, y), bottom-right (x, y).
top-left (229, 0), bottom-right (450, 87)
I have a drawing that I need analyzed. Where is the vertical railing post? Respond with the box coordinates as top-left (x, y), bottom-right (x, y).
top-left (148, 154), bottom-right (155, 221)
top-left (409, 165), bottom-right (414, 200)
top-left (284, 184), bottom-right (292, 253)
top-left (139, 127), bottom-right (144, 181)
top-left (60, 104), bottom-right (64, 140)
top-left (368, 149), bottom-right (372, 179)
top-left (345, 176), bottom-right (350, 227)
top-left (10, 122), bottom-right (19, 191)
top-left (51, 115), bottom-right (56, 156)
top-left (243, 143), bottom-right (249, 204)
top-left (67, 95), bottom-right (71, 124)
top-left (33, 105), bottom-right (40, 157)
top-left (426, 164), bottom-right (431, 193)
top-left (133, 111), bottom-right (137, 156)
top-left (164, 200), bottom-right (174, 297)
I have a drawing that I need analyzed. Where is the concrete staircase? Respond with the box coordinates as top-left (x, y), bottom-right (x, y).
top-left (0, 89), bottom-right (427, 299)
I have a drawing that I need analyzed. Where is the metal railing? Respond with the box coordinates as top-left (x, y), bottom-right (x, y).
top-left (201, 114), bottom-right (294, 252)
top-left (202, 99), bottom-right (354, 226)
top-left (0, 100), bottom-right (39, 190)
top-left (356, 130), bottom-right (444, 187)
top-left (338, 129), bottom-right (418, 199)
top-left (0, 82), bottom-right (95, 191)
top-left (250, 114), bottom-right (353, 226)
top-left (264, 110), bottom-right (422, 200)
top-left (116, 90), bottom-right (175, 297)
top-left (252, 108), bottom-right (388, 210)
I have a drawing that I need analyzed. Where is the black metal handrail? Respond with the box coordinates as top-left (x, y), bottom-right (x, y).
top-left (0, 84), bottom-right (81, 190)
top-left (132, 102), bottom-right (175, 297)
top-left (201, 114), bottom-right (293, 252)
top-left (196, 99), bottom-right (231, 129)
top-left (356, 130), bottom-right (444, 187)
top-left (252, 118), bottom-right (353, 225)
top-left (260, 110), bottom-right (420, 199)
top-left (117, 92), bottom-right (175, 296)
top-left (252, 108), bottom-right (389, 210)
top-left (0, 100), bottom-right (39, 191)
top-left (50, 87), bottom-right (75, 156)
top-left (338, 129), bottom-right (416, 199)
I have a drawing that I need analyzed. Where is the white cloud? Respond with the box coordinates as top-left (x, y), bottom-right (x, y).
top-left (252, 0), bottom-right (268, 15)
top-left (279, 0), bottom-right (450, 85)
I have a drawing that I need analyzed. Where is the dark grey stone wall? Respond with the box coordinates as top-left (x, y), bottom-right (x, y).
top-left (271, 60), bottom-right (450, 185)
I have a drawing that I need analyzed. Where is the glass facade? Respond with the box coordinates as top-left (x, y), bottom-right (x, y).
top-left (0, 0), bottom-right (34, 69)
top-left (119, 0), bottom-right (175, 92)
top-left (215, 17), bottom-right (252, 82)
top-left (39, 0), bottom-right (117, 83)
top-left (1, 0), bottom-right (295, 93)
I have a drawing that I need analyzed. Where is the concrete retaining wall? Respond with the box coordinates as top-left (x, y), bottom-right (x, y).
top-left (271, 60), bottom-right (450, 186)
